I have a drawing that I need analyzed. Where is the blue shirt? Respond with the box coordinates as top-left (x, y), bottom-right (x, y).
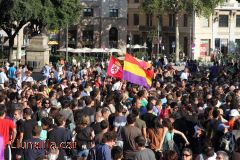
top-left (95, 144), bottom-right (111, 160)
top-left (8, 67), bottom-right (16, 78)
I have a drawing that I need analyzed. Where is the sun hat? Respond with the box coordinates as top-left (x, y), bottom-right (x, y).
top-left (229, 109), bottom-right (240, 117)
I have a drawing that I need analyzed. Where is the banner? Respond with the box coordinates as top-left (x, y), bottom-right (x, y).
top-left (107, 56), bottom-right (123, 79)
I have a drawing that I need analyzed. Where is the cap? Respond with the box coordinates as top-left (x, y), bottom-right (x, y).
top-left (217, 123), bottom-right (230, 132)
top-left (229, 109), bottom-right (240, 117)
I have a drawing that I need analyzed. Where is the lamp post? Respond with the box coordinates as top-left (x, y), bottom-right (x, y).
top-left (128, 33), bottom-right (132, 55)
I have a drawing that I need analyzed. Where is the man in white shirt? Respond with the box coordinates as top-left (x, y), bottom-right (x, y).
top-left (112, 79), bottom-right (122, 91)
top-left (0, 68), bottom-right (8, 89)
top-left (180, 68), bottom-right (190, 81)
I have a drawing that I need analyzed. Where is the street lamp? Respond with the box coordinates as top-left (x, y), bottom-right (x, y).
top-left (128, 33), bottom-right (132, 55)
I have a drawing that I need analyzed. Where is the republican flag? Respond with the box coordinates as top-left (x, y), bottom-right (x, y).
top-left (107, 56), bottom-right (123, 79)
top-left (123, 54), bottom-right (152, 90)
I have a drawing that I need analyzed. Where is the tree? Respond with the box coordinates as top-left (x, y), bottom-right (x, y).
top-left (142, 0), bottom-right (224, 62)
top-left (0, 0), bottom-right (81, 62)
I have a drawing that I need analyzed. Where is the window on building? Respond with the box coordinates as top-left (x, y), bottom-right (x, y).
top-left (169, 14), bottom-right (175, 27)
top-left (83, 8), bottom-right (93, 17)
top-left (236, 39), bottom-right (240, 49)
top-left (183, 14), bottom-right (188, 27)
top-left (184, 37), bottom-right (188, 56)
top-left (109, 9), bottom-right (118, 17)
top-left (202, 17), bottom-right (209, 27)
top-left (146, 14), bottom-right (152, 26)
top-left (221, 39), bottom-right (228, 54)
top-left (134, 0), bottom-right (139, 2)
top-left (236, 15), bottom-right (240, 27)
top-left (219, 15), bottom-right (228, 27)
top-left (82, 30), bottom-right (94, 42)
top-left (134, 14), bottom-right (139, 25)
top-left (133, 34), bottom-right (140, 44)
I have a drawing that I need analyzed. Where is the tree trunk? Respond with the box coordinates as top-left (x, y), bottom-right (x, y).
top-left (8, 36), bottom-right (14, 63)
top-left (175, 12), bottom-right (180, 62)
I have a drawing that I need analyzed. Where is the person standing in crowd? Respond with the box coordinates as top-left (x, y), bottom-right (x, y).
top-left (0, 105), bottom-right (17, 160)
top-left (95, 131), bottom-right (117, 160)
top-left (23, 125), bottom-right (45, 159)
top-left (134, 135), bottom-right (156, 160)
top-left (0, 68), bottom-right (8, 89)
top-left (121, 114), bottom-right (142, 159)
top-left (8, 63), bottom-right (16, 80)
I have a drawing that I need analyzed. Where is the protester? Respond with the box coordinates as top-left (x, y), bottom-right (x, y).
top-left (0, 57), bottom-right (239, 160)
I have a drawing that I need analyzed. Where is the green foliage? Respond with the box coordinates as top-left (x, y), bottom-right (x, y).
top-left (0, 0), bottom-right (81, 61)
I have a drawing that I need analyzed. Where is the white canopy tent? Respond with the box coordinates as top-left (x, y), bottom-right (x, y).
top-left (108, 48), bottom-right (122, 53)
top-left (57, 47), bottom-right (74, 52)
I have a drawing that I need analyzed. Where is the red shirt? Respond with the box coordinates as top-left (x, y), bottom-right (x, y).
top-left (0, 118), bottom-right (16, 147)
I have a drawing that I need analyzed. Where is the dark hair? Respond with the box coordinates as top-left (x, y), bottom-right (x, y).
top-left (32, 125), bottom-right (42, 136)
top-left (115, 103), bottom-right (124, 113)
top-left (111, 146), bottom-right (123, 160)
top-left (146, 102), bottom-right (154, 111)
top-left (127, 113), bottom-right (136, 124)
top-left (135, 136), bottom-right (146, 147)
top-left (212, 108), bottom-right (220, 118)
top-left (85, 96), bottom-right (92, 106)
top-left (41, 117), bottom-right (54, 128)
top-left (152, 117), bottom-right (161, 133)
top-left (165, 150), bottom-right (178, 160)
top-left (54, 114), bottom-right (65, 126)
top-left (137, 90), bottom-right (145, 98)
top-left (162, 118), bottom-right (174, 131)
top-left (100, 120), bottom-right (109, 130)
top-left (23, 108), bottom-right (32, 116)
top-left (132, 108), bottom-right (140, 116)
top-left (102, 131), bottom-right (117, 143)
top-left (0, 105), bottom-right (6, 117)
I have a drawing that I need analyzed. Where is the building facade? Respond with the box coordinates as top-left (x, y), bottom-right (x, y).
top-left (60, 0), bottom-right (128, 52)
top-left (128, 0), bottom-right (240, 60)
top-left (193, 0), bottom-right (240, 60)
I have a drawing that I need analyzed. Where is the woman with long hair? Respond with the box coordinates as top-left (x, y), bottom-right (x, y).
top-left (160, 118), bottom-right (190, 154)
top-left (148, 117), bottom-right (164, 159)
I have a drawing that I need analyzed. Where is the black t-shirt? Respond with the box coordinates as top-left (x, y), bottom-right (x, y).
top-left (91, 122), bottom-right (102, 135)
top-left (76, 126), bottom-right (93, 150)
top-left (142, 112), bottom-right (156, 128)
top-left (23, 137), bottom-right (45, 160)
top-left (48, 127), bottom-right (72, 160)
top-left (23, 119), bottom-right (38, 141)
top-left (14, 119), bottom-right (24, 146)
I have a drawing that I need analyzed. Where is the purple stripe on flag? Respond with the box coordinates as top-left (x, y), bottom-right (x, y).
top-left (123, 70), bottom-right (150, 90)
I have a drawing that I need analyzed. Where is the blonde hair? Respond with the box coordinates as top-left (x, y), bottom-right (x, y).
top-left (80, 115), bottom-right (90, 126)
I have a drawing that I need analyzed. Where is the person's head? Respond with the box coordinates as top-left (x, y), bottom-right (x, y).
top-left (165, 150), bottom-right (178, 160)
top-left (111, 146), bottom-right (123, 160)
top-left (0, 105), bottom-right (6, 118)
top-left (127, 113), bottom-right (136, 125)
top-left (132, 97), bottom-right (141, 109)
top-left (101, 107), bottom-right (110, 120)
top-left (132, 108), bottom-right (140, 117)
top-left (182, 148), bottom-right (193, 160)
top-left (162, 118), bottom-right (174, 131)
top-left (41, 117), bottom-right (54, 130)
top-left (14, 108), bottom-right (22, 120)
top-left (134, 135), bottom-right (146, 149)
top-left (146, 102), bottom-right (154, 112)
top-left (152, 117), bottom-right (161, 131)
top-left (100, 120), bottom-right (109, 131)
top-left (102, 131), bottom-right (116, 148)
top-left (216, 151), bottom-right (229, 160)
top-left (54, 114), bottom-right (66, 127)
top-left (85, 96), bottom-right (93, 107)
top-left (115, 103), bottom-right (124, 114)
top-left (79, 115), bottom-right (90, 127)
top-left (23, 108), bottom-right (32, 119)
top-left (32, 125), bottom-right (42, 137)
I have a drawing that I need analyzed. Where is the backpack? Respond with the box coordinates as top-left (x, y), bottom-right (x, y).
top-left (219, 132), bottom-right (235, 153)
top-left (87, 147), bottom-right (96, 160)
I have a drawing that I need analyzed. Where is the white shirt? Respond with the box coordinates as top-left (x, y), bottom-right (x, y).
top-left (22, 76), bottom-right (34, 82)
top-left (0, 72), bottom-right (8, 83)
top-left (180, 72), bottom-right (189, 80)
top-left (112, 81), bottom-right (121, 91)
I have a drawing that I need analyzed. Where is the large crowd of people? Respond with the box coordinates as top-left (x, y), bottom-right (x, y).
top-left (0, 58), bottom-right (240, 160)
